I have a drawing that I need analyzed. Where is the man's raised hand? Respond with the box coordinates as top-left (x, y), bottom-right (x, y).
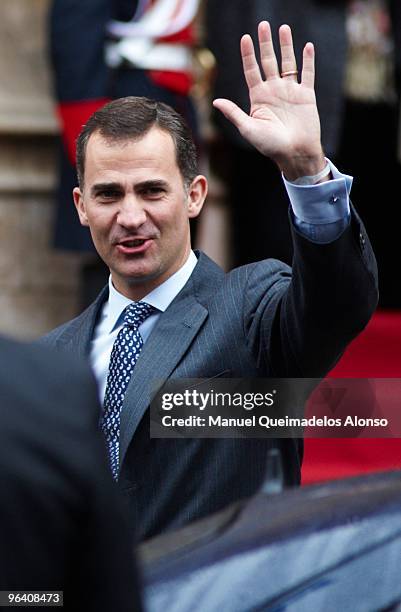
top-left (213, 21), bottom-right (326, 181)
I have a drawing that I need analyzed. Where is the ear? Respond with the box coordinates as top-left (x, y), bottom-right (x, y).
top-left (186, 175), bottom-right (208, 219)
top-left (73, 187), bottom-right (89, 226)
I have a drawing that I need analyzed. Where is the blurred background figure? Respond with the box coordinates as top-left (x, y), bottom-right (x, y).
top-left (0, 337), bottom-right (141, 611)
top-left (336, 0), bottom-right (401, 308)
top-left (49, 0), bottom-right (201, 308)
top-left (303, 0), bottom-right (401, 481)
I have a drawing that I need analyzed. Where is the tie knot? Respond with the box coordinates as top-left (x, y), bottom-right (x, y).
top-left (124, 301), bottom-right (155, 329)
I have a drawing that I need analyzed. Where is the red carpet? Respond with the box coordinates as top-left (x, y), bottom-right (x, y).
top-left (302, 310), bottom-right (401, 484)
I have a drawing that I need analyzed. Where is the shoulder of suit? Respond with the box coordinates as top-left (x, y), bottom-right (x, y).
top-left (192, 253), bottom-right (292, 303)
top-left (39, 313), bottom-right (87, 346)
top-left (38, 285), bottom-right (109, 347)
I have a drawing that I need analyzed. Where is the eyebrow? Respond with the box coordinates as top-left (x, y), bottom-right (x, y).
top-left (91, 179), bottom-right (169, 196)
top-left (91, 182), bottom-right (122, 197)
top-left (135, 180), bottom-right (169, 191)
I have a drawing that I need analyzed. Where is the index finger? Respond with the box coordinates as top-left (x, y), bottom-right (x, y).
top-left (240, 33), bottom-right (263, 89)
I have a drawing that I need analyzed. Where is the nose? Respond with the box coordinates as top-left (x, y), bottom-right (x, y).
top-left (116, 195), bottom-right (147, 229)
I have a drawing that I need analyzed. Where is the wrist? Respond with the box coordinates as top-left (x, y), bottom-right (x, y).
top-left (289, 160), bottom-right (332, 186)
top-left (279, 151), bottom-right (327, 182)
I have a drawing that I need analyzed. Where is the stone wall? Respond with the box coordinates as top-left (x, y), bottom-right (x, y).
top-left (0, 0), bottom-right (81, 340)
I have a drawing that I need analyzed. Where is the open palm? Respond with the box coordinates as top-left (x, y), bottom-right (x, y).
top-left (213, 22), bottom-right (324, 180)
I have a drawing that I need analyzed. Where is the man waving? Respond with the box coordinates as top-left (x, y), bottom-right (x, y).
top-left (42, 23), bottom-right (378, 543)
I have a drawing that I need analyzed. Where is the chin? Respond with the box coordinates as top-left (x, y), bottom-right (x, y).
top-left (122, 264), bottom-right (163, 285)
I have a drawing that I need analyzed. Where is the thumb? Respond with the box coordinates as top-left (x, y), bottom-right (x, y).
top-left (212, 98), bottom-right (251, 134)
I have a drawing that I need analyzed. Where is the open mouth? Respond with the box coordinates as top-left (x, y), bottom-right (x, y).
top-left (116, 238), bottom-right (153, 254)
top-left (122, 239), bottom-right (147, 247)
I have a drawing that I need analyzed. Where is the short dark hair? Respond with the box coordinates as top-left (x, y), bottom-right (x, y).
top-left (76, 96), bottom-right (198, 187)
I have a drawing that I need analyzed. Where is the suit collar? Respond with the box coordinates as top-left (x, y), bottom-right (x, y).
top-left (104, 250), bottom-right (198, 333)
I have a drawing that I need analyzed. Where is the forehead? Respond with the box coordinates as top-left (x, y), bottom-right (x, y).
top-left (84, 127), bottom-right (181, 184)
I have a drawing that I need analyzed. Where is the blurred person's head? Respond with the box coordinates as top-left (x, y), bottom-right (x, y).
top-left (73, 97), bottom-right (207, 301)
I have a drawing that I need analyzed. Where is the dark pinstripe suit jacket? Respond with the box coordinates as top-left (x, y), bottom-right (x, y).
top-left (41, 210), bottom-right (378, 542)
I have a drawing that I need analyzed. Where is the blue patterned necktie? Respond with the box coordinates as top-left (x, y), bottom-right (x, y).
top-left (101, 301), bottom-right (155, 480)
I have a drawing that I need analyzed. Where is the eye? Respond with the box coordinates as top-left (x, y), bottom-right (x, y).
top-left (141, 186), bottom-right (166, 199)
top-left (96, 190), bottom-right (122, 201)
